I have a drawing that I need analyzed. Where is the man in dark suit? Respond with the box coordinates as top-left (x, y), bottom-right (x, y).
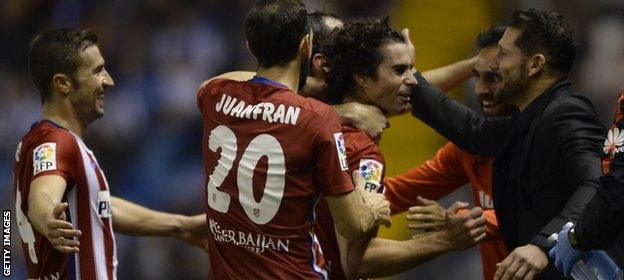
top-left (409, 9), bottom-right (605, 279)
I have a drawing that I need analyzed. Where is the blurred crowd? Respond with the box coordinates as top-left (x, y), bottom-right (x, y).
top-left (1, 0), bottom-right (624, 279)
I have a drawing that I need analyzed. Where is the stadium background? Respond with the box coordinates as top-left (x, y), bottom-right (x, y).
top-left (1, 0), bottom-right (623, 278)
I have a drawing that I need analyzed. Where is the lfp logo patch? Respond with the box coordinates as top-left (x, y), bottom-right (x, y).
top-left (358, 159), bottom-right (384, 193)
top-left (33, 143), bottom-right (57, 175)
top-left (333, 133), bottom-right (349, 171)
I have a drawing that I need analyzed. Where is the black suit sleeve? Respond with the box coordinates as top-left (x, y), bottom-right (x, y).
top-left (410, 72), bottom-right (511, 157)
top-left (529, 97), bottom-right (605, 248)
top-left (576, 153), bottom-right (624, 249)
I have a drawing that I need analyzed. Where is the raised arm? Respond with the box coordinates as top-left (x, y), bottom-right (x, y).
top-left (410, 72), bottom-right (511, 156)
top-left (422, 57), bottom-right (476, 92)
top-left (401, 28), bottom-right (474, 92)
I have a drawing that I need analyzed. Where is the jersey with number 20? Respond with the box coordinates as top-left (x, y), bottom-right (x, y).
top-left (198, 77), bottom-right (354, 279)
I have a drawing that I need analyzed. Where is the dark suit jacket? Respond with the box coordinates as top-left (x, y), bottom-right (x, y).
top-left (577, 91), bottom-right (624, 269)
top-left (410, 73), bottom-right (605, 279)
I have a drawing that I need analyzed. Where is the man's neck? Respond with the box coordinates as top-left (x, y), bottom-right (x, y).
top-left (41, 102), bottom-right (86, 137)
top-left (256, 59), bottom-right (301, 91)
top-left (514, 76), bottom-right (560, 111)
top-left (299, 76), bottom-right (325, 98)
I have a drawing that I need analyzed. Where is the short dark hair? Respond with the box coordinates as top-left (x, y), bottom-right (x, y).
top-left (245, 0), bottom-right (310, 68)
top-left (475, 25), bottom-right (506, 49)
top-left (28, 28), bottom-right (98, 102)
top-left (508, 9), bottom-right (577, 78)
top-left (322, 17), bottom-right (404, 104)
top-left (309, 11), bottom-right (341, 56)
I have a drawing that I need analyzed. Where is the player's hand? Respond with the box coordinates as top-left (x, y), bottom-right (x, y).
top-left (352, 171), bottom-right (392, 229)
top-left (44, 202), bottom-right (82, 253)
top-left (406, 196), bottom-right (445, 232)
top-left (494, 244), bottom-right (548, 280)
top-left (548, 223), bottom-right (582, 278)
top-left (178, 214), bottom-right (210, 252)
top-left (401, 28), bottom-right (415, 64)
top-left (440, 204), bottom-right (486, 251)
top-left (334, 102), bottom-right (388, 141)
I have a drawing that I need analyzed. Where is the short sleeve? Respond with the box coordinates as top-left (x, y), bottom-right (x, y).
top-left (197, 78), bottom-right (228, 113)
top-left (314, 109), bottom-right (355, 196)
top-left (31, 130), bottom-right (79, 186)
top-left (344, 130), bottom-right (385, 194)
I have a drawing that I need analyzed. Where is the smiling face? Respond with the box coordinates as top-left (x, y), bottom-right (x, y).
top-left (489, 27), bottom-right (529, 106)
top-left (69, 45), bottom-right (114, 125)
top-left (358, 42), bottom-right (416, 116)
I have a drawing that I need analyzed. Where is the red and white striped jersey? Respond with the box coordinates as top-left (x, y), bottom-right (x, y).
top-left (13, 120), bottom-right (117, 280)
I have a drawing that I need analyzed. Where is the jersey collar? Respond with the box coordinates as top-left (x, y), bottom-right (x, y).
top-left (249, 75), bottom-right (288, 89)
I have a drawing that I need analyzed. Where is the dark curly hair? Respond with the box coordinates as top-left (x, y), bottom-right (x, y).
top-left (28, 28), bottom-right (98, 102)
top-left (508, 9), bottom-right (577, 78)
top-left (322, 17), bottom-right (404, 104)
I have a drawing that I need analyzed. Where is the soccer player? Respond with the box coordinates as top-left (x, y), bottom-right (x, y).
top-left (384, 26), bottom-right (512, 280)
top-left (196, 1), bottom-right (391, 279)
top-left (316, 18), bottom-right (488, 279)
top-left (14, 28), bottom-right (209, 280)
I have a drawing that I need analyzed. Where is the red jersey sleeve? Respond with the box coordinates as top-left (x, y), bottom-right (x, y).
top-left (31, 130), bottom-right (79, 186)
top-left (384, 142), bottom-right (470, 213)
top-left (314, 109), bottom-right (355, 196)
top-left (197, 78), bottom-right (229, 113)
top-left (343, 126), bottom-right (385, 194)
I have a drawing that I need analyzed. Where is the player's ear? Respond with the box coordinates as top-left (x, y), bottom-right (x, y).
top-left (312, 53), bottom-right (326, 76)
top-left (354, 73), bottom-right (368, 88)
top-left (299, 33), bottom-right (312, 58)
top-left (527, 53), bottom-right (546, 77)
top-left (52, 73), bottom-right (73, 96)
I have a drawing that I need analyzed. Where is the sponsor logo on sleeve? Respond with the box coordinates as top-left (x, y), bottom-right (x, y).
top-left (604, 127), bottom-right (624, 157)
top-left (97, 190), bottom-right (112, 218)
top-left (358, 159), bottom-right (384, 193)
top-left (333, 133), bottom-right (349, 171)
top-left (33, 143), bottom-right (56, 175)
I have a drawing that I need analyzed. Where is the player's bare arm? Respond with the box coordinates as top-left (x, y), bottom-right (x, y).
top-left (421, 57), bottom-right (477, 92)
top-left (333, 102), bottom-right (388, 140)
top-left (336, 199), bottom-right (487, 279)
top-left (401, 28), bottom-right (475, 92)
top-left (110, 197), bottom-right (209, 251)
top-left (326, 172), bottom-right (392, 241)
top-left (28, 175), bottom-right (82, 253)
top-left (405, 196), bottom-right (447, 233)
